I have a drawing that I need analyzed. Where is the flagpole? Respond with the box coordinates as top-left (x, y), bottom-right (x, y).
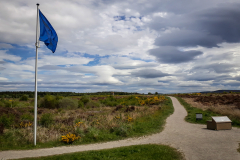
top-left (34, 3), bottom-right (40, 146)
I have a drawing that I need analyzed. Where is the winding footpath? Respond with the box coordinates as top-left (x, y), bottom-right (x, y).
top-left (1, 97), bottom-right (240, 160)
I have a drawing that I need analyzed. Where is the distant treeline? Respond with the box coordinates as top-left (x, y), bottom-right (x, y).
top-left (0, 91), bottom-right (142, 98)
top-left (200, 90), bottom-right (240, 94)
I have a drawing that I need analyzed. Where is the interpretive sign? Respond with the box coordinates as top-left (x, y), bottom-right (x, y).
top-left (207, 116), bottom-right (232, 130)
top-left (212, 116), bottom-right (231, 123)
top-left (196, 113), bottom-right (202, 120)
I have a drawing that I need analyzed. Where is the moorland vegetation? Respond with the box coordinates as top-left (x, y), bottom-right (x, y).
top-left (0, 94), bottom-right (173, 150)
top-left (173, 92), bottom-right (240, 127)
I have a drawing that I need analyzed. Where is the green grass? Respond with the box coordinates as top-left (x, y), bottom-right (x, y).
top-left (0, 97), bottom-right (174, 151)
top-left (18, 144), bottom-right (184, 160)
top-left (176, 97), bottom-right (240, 127)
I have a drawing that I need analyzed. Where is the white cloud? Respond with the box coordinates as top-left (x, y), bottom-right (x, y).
top-left (0, 77), bottom-right (8, 81)
top-left (1, 0), bottom-right (240, 93)
top-left (153, 12), bottom-right (167, 17)
top-left (0, 43), bottom-right (13, 49)
top-left (0, 50), bottom-right (21, 62)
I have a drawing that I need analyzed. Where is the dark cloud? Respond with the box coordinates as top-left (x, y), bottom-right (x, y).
top-left (130, 81), bottom-right (165, 87)
top-left (92, 82), bottom-right (115, 85)
top-left (149, 46), bottom-right (203, 63)
top-left (0, 67), bottom-right (5, 71)
top-left (187, 73), bottom-right (230, 81)
top-left (213, 81), bottom-right (240, 87)
top-left (158, 80), bottom-right (171, 83)
top-left (120, 0), bottom-right (225, 15)
top-left (112, 63), bottom-right (157, 70)
top-left (193, 4), bottom-right (240, 43)
top-left (150, 3), bottom-right (240, 48)
top-left (0, 82), bottom-right (32, 85)
top-left (131, 69), bottom-right (170, 78)
top-left (0, 61), bottom-right (6, 64)
top-left (0, 81), bottom-right (98, 90)
top-left (39, 65), bottom-right (62, 70)
top-left (155, 30), bottom-right (222, 48)
top-left (207, 52), bottom-right (234, 61)
top-left (177, 84), bottom-right (207, 87)
top-left (39, 86), bottom-right (92, 89)
top-left (234, 76), bottom-right (240, 81)
top-left (192, 63), bottom-right (237, 74)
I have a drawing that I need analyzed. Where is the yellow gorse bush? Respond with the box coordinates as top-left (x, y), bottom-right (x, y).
top-left (95, 120), bottom-right (100, 125)
top-left (61, 133), bottom-right (80, 144)
top-left (75, 122), bottom-right (84, 127)
top-left (187, 93), bottom-right (201, 96)
top-left (115, 116), bottom-right (120, 119)
top-left (19, 122), bottom-right (32, 128)
top-left (127, 116), bottom-right (133, 122)
top-left (136, 95), bottom-right (166, 106)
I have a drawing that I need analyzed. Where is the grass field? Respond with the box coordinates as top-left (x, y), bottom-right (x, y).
top-left (0, 95), bottom-right (174, 150)
top-left (18, 144), bottom-right (184, 160)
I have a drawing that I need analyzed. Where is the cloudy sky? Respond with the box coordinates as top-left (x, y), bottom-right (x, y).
top-left (1, 0), bottom-right (240, 93)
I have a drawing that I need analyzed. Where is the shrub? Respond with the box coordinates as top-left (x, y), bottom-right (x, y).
top-left (100, 97), bottom-right (118, 107)
top-left (29, 108), bottom-right (34, 113)
top-left (127, 95), bottom-right (135, 100)
top-left (19, 121), bottom-right (32, 128)
top-left (58, 98), bottom-right (78, 109)
top-left (21, 113), bottom-right (34, 122)
top-left (4, 101), bottom-right (11, 108)
top-left (78, 101), bottom-right (84, 108)
top-left (12, 101), bottom-right (19, 107)
top-left (80, 96), bottom-right (90, 104)
top-left (0, 98), bottom-right (5, 102)
top-left (56, 95), bottom-right (63, 100)
top-left (40, 95), bottom-right (58, 109)
top-left (0, 101), bottom-right (5, 107)
top-left (14, 102), bottom-right (28, 108)
top-left (108, 95), bottom-right (115, 101)
top-left (85, 100), bottom-right (103, 109)
top-left (5, 100), bottom-right (19, 108)
top-left (85, 127), bottom-right (100, 140)
top-left (114, 124), bottom-right (130, 137)
top-left (40, 113), bottom-right (54, 127)
top-left (0, 114), bottom-right (15, 128)
top-left (103, 100), bottom-right (118, 107)
top-left (19, 95), bottom-right (28, 101)
top-left (75, 127), bottom-right (84, 137)
top-left (61, 133), bottom-right (80, 144)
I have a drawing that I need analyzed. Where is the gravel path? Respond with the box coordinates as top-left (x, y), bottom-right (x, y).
top-left (1, 97), bottom-right (240, 160)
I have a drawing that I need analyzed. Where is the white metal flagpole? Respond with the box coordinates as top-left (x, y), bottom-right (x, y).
top-left (34, 3), bottom-right (40, 146)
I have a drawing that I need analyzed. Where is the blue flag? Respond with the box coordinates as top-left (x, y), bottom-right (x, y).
top-left (39, 10), bottom-right (58, 53)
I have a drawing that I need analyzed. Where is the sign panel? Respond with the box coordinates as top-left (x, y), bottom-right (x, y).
top-left (196, 113), bottom-right (202, 119)
top-left (212, 116), bottom-right (231, 123)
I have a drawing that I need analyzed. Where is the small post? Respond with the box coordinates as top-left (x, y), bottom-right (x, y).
top-left (34, 3), bottom-right (40, 146)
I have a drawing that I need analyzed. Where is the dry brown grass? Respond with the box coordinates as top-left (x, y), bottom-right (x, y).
top-left (183, 98), bottom-right (240, 119)
top-left (6, 105), bottom-right (161, 143)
